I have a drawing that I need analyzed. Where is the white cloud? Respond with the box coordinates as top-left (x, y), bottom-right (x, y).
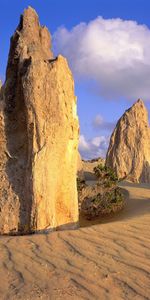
top-left (79, 134), bottom-right (109, 160)
top-left (92, 114), bottom-right (116, 131)
top-left (53, 17), bottom-right (150, 100)
top-left (79, 135), bottom-right (90, 151)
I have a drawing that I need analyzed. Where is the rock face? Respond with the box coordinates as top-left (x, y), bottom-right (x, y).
top-left (106, 99), bottom-right (150, 183)
top-left (0, 7), bottom-right (79, 234)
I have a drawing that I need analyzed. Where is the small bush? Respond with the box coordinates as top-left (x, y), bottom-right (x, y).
top-left (94, 164), bottom-right (118, 184)
top-left (79, 163), bottom-right (125, 220)
top-left (81, 187), bottom-right (124, 218)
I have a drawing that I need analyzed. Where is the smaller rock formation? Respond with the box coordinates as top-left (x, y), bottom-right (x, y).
top-left (0, 80), bottom-right (3, 101)
top-left (106, 99), bottom-right (150, 183)
top-left (77, 153), bottom-right (84, 179)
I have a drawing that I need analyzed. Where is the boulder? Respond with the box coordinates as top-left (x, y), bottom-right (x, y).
top-left (106, 99), bottom-right (150, 183)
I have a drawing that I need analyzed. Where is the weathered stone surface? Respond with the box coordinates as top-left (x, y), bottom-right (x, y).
top-left (106, 99), bottom-right (150, 183)
top-left (0, 7), bottom-right (79, 234)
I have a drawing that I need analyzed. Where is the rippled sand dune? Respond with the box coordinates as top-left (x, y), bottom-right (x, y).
top-left (0, 182), bottom-right (150, 300)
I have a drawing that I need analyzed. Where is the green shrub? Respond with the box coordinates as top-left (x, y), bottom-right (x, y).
top-left (81, 187), bottom-right (124, 218)
top-left (94, 164), bottom-right (118, 183)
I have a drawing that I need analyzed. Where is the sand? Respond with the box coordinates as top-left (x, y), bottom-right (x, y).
top-left (0, 182), bottom-right (150, 300)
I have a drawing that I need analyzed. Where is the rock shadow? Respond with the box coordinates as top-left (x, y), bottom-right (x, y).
top-left (4, 57), bottom-right (34, 234)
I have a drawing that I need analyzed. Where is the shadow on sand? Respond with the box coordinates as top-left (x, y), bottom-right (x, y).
top-left (84, 171), bottom-right (97, 181)
top-left (120, 180), bottom-right (150, 190)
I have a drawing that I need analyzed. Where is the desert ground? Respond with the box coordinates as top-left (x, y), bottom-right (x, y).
top-left (0, 181), bottom-right (150, 300)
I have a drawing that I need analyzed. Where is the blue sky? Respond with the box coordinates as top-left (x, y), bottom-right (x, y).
top-left (1, 0), bottom-right (150, 159)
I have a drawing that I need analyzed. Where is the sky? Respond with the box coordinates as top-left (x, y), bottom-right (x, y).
top-left (1, 0), bottom-right (150, 159)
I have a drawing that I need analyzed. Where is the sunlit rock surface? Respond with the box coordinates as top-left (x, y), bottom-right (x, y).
top-left (0, 7), bottom-right (79, 234)
top-left (106, 99), bottom-right (150, 183)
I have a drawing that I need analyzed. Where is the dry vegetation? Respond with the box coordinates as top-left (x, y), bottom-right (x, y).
top-left (78, 163), bottom-right (125, 219)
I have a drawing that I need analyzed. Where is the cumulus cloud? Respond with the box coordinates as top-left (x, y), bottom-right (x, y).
top-left (92, 114), bottom-right (116, 131)
top-left (79, 134), bottom-right (109, 160)
top-left (53, 17), bottom-right (150, 100)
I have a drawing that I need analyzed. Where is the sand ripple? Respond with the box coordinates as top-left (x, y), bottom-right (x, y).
top-left (0, 182), bottom-right (150, 299)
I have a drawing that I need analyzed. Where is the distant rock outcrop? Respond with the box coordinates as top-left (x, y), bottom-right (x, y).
top-left (82, 157), bottom-right (105, 181)
top-left (0, 81), bottom-right (2, 101)
top-left (77, 153), bottom-right (84, 179)
top-left (0, 7), bottom-right (79, 234)
top-left (106, 99), bottom-right (150, 183)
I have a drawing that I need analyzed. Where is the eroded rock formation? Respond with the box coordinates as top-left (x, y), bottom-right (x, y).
top-left (0, 7), bottom-right (79, 234)
top-left (106, 99), bottom-right (150, 183)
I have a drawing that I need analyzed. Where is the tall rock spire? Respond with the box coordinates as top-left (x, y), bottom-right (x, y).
top-left (106, 99), bottom-right (150, 183)
top-left (0, 7), bottom-right (79, 234)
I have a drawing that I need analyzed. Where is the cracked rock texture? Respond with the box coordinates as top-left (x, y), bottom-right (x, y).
top-left (106, 99), bottom-right (150, 183)
top-left (0, 7), bottom-right (79, 234)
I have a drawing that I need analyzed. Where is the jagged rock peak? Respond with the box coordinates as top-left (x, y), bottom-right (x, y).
top-left (18, 6), bottom-right (52, 59)
top-left (127, 98), bottom-right (146, 112)
top-left (135, 98), bottom-right (144, 104)
top-left (6, 6), bottom-right (53, 79)
top-left (125, 98), bottom-right (145, 110)
top-left (106, 99), bottom-right (150, 183)
top-left (124, 98), bottom-right (148, 120)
